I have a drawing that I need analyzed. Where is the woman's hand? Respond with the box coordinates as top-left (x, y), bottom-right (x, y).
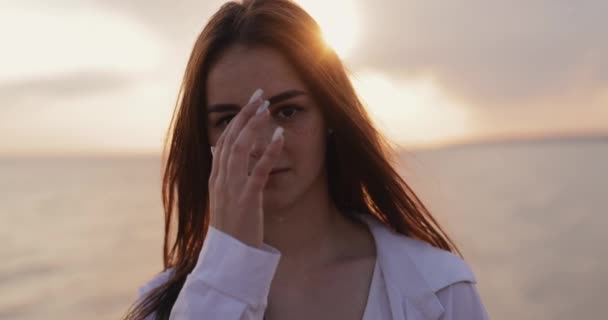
top-left (208, 89), bottom-right (285, 248)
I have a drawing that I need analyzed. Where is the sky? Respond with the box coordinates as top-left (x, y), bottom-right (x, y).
top-left (1, 0), bottom-right (607, 155)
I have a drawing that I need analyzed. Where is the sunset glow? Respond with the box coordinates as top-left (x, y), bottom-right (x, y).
top-left (352, 71), bottom-right (473, 147)
top-left (1, 0), bottom-right (606, 155)
top-left (297, 0), bottom-right (359, 59)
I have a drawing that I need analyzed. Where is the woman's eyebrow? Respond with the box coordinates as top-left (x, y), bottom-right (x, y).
top-left (207, 89), bottom-right (307, 114)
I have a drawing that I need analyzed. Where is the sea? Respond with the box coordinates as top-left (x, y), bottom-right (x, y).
top-left (1, 139), bottom-right (606, 319)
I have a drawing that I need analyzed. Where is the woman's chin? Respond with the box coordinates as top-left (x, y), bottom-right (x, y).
top-left (262, 191), bottom-right (290, 211)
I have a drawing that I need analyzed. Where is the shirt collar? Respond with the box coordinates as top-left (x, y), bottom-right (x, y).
top-left (357, 213), bottom-right (445, 320)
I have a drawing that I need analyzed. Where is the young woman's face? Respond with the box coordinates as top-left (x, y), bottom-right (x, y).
top-left (206, 44), bottom-right (329, 210)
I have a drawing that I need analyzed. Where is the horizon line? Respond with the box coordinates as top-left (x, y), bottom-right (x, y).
top-left (1, 131), bottom-right (607, 158)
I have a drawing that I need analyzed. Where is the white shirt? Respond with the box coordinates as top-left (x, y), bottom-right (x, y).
top-left (361, 256), bottom-right (392, 319)
top-left (138, 213), bottom-right (489, 319)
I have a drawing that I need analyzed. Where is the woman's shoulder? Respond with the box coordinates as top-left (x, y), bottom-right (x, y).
top-left (359, 214), bottom-right (477, 293)
top-left (394, 235), bottom-right (477, 291)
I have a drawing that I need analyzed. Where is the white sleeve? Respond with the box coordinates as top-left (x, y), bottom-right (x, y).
top-left (137, 227), bottom-right (281, 320)
top-left (436, 281), bottom-right (489, 320)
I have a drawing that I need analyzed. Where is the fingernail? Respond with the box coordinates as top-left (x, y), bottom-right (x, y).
top-left (272, 126), bottom-right (284, 142)
top-left (255, 100), bottom-right (270, 115)
top-left (210, 146), bottom-right (215, 155)
top-left (248, 88), bottom-right (263, 104)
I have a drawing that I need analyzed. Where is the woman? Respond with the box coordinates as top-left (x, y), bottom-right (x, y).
top-left (125, 0), bottom-right (489, 319)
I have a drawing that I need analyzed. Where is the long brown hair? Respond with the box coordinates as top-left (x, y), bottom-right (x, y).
top-left (124, 0), bottom-right (460, 318)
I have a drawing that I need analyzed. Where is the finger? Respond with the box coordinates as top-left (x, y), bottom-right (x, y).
top-left (219, 98), bottom-right (268, 183)
top-left (210, 119), bottom-right (235, 183)
top-left (214, 88), bottom-right (263, 153)
top-left (216, 89), bottom-right (265, 164)
top-left (244, 127), bottom-right (284, 195)
top-left (221, 97), bottom-right (267, 157)
top-left (212, 89), bottom-right (264, 182)
top-left (226, 106), bottom-right (270, 182)
top-left (215, 88), bottom-right (263, 149)
top-left (248, 142), bottom-right (264, 175)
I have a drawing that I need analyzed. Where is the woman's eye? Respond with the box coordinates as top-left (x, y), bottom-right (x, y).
top-left (275, 105), bottom-right (302, 120)
top-left (215, 115), bottom-right (234, 128)
top-left (214, 106), bottom-right (301, 128)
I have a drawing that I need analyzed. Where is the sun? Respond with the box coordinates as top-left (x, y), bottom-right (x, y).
top-left (296, 0), bottom-right (359, 59)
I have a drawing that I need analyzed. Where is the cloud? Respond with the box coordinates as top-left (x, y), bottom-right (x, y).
top-left (348, 0), bottom-right (608, 108)
top-left (89, 0), bottom-right (608, 109)
top-left (0, 3), bottom-right (168, 82)
top-left (0, 76), bottom-right (177, 155)
top-left (2, 0), bottom-right (606, 154)
top-left (0, 1), bottom-right (178, 155)
top-left (0, 71), bottom-right (134, 107)
top-left (92, 0), bottom-right (226, 53)
top-left (37, 0), bottom-right (607, 111)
